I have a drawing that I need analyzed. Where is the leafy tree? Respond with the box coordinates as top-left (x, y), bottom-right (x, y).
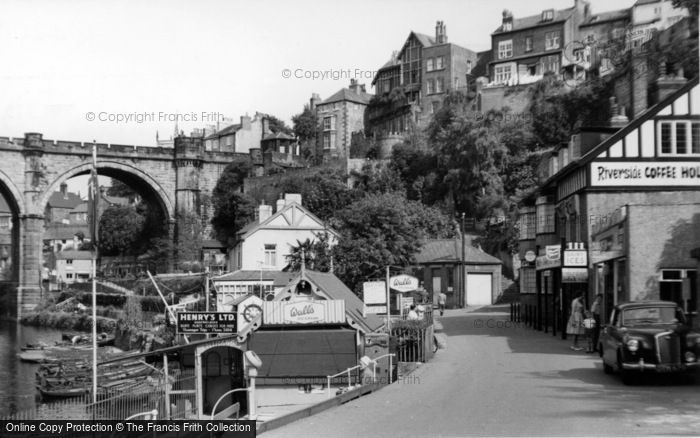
top-left (275, 167), bottom-right (357, 222)
top-left (211, 161), bottom-right (256, 244)
top-left (672, 0), bottom-right (698, 16)
top-left (351, 161), bottom-right (406, 196)
top-left (265, 115), bottom-right (293, 135)
top-left (390, 141), bottom-right (442, 203)
top-left (106, 180), bottom-right (137, 198)
top-left (291, 105), bottom-right (316, 142)
top-left (98, 205), bottom-right (146, 256)
top-left (285, 232), bottom-right (333, 272)
top-left (330, 192), bottom-right (457, 293)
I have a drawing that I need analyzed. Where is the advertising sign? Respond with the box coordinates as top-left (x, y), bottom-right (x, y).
top-left (176, 312), bottom-right (237, 334)
top-left (363, 281), bottom-right (387, 304)
top-left (563, 250), bottom-right (588, 267)
top-left (536, 245), bottom-right (561, 271)
top-left (390, 275), bottom-right (419, 293)
top-left (283, 301), bottom-right (325, 324)
top-left (365, 305), bottom-right (387, 315)
top-left (562, 268), bottom-right (589, 283)
top-left (590, 162), bottom-right (700, 187)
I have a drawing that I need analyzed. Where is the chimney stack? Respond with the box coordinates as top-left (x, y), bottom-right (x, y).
top-left (435, 20), bottom-right (447, 44)
top-left (276, 195), bottom-right (285, 212)
top-left (60, 182), bottom-right (68, 196)
top-left (258, 203), bottom-right (272, 223)
top-left (310, 93), bottom-right (322, 111)
top-left (652, 62), bottom-right (687, 104)
top-left (609, 96), bottom-right (629, 127)
top-left (502, 10), bottom-right (513, 30)
top-left (349, 79), bottom-right (363, 94)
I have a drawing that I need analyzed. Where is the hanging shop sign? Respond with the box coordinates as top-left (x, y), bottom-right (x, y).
top-left (389, 275), bottom-right (419, 293)
top-left (263, 299), bottom-right (345, 325)
top-left (536, 245), bottom-right (561, 271)
top-left (563, 250), bottom-right (588, 267)
top-left (524, 251), bottom-right (536, 263)
top-left (591, 220), bottom-right (626, 264)
top-left (590, 162), bottom-right (700, 187)
top-left (176, 312), bottom-right (237, 334)
top-left (562, 268), bottom-right (589, 283)
top-left (363, 281), bottom-right (387, 305)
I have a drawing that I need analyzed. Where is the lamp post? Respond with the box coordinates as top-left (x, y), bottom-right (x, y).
top-left (461, 213), bottom-right (466, 308)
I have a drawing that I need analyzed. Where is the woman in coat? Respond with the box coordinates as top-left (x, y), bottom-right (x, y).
top-left (566, 292), bottom-right (586, 351)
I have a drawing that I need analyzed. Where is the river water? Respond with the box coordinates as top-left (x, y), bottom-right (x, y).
top-left (0, 320), bottom-right (67, 416)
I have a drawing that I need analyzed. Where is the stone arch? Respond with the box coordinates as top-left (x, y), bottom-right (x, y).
top-left (38, 161), bottom-right (174, 220)
top-left (0, 169), bottom-right (25, 216)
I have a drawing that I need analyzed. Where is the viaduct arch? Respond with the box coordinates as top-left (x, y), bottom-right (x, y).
top-left (0, 132), bottom-right (244, 316)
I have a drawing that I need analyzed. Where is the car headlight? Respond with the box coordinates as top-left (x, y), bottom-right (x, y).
top-left (626, 339), bottom-right (639, 352)
top-left (685, 352), bottom-right (697, 363)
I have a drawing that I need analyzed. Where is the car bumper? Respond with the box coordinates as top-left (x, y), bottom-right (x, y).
top-left (621, 360), bottom-right (700, 372)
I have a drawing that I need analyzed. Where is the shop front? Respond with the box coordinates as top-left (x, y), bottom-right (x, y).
top-left (591, 206), bottom-right (627, 323)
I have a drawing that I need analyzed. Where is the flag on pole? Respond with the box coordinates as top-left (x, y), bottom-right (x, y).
top-left (88, 141), bottom-right (99, 252)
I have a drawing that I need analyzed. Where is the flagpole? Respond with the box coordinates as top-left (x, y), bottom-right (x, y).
top-left (91, 141), bottom-right (98, 404)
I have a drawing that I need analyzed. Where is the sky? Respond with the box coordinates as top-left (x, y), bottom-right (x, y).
top-left (0, 0), bottom-right (638, 194)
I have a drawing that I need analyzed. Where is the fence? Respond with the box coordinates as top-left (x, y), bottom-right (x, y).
top-left (391, 324), bottom-right (435, 363)
top-left (510, 296), bottom-right (561, 337)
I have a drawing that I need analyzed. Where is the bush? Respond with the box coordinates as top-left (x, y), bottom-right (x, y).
top-left (21, 311), bottom-right (116, 333)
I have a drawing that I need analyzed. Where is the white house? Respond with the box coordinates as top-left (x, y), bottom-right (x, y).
top-left (55, 250), bottom-right (93, 285)
top-left (228, 193), bottom-right (339, 272)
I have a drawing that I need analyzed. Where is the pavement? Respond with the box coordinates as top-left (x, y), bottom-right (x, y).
top-left (260, 304), bottom-right (700, 438)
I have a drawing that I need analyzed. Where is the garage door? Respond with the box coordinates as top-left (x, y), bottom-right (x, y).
top-left (466, 273), bottom-right (492, 306)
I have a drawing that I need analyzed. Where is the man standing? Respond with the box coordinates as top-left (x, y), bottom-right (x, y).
top-left (438, 291), bottom-right (447, 316)
top-left (590, 294), bottom-right (603, 352)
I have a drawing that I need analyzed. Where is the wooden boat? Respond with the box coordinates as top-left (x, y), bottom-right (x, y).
top-left (36, 384), bottom-right (89, 398)
top-left (61, 332), bottom-right (115, 347)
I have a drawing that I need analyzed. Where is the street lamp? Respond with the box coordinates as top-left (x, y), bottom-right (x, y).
top-left (461, 212), bottom-right (466, 308)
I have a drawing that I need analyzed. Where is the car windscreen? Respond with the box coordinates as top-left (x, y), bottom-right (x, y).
top-left (622, 307), bottom-right (683, 326)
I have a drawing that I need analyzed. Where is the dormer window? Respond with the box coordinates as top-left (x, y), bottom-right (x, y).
top-left (503, 21), bottom-right (512, 31)
top-left (542, 9), bottom-right (554, 21)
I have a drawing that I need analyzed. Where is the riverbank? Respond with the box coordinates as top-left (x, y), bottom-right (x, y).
top-left (20, 311), bottom-right (116, 333)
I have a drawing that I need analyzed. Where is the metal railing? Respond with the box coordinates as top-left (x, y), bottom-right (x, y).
top-left (326, 365), bottom-right (362, 399)
top-left (210, 388), bottom-right (249, 420)
top-left (125, 409), bottom-right (158, 420)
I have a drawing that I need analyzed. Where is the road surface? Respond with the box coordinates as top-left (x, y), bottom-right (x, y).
top-left (261, 305), bottom-right (700, 437)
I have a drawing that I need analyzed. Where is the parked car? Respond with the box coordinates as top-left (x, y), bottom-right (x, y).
top-left (599, 300), bottom-right (700, 384)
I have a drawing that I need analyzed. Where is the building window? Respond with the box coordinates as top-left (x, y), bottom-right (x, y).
top-left (446, 267), bottom-right (454, 290)
top-left (435, 56), bottom-right (444, 70)
top-left (542, 9), bottom-right (554, 21)
top-left (427, 58), bottom-right (434, 72)
top-left (494, 65), bottom-right (512, 84)
top-left (264, 244), bottom-right (276, 267)
top-left (541, 55), bottom-right (560, 74)
top-left (545, 31), bottom-right (560, 50)
top-left (518, 212), bottom-right (536, 240)
top-left (466, 60), bottom-right (472, 74)
top-left (435, 77), bottom-right (444, 93)
top-left (322, 116), bottom-right (336, 150)
top-left (520, 268), bottom-right (536, 294)
top-left (498, 40), bottom-right (513, 59)
top-left (525, 36), bottom-right (533, 52)
top-left (66, 273), bottom-right (73, 279)
top-left (658, 121), bottom-right (700, 156)
top-left (427, 79), bottom-right (434, 94)
top-left (66, 259), bottom-right (73, 264)
top-left (431, 101), bottom-right (441, 114)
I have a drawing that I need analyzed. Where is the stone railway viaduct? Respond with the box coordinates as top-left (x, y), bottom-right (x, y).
top-left (0, 132), bottom-right (245, 316)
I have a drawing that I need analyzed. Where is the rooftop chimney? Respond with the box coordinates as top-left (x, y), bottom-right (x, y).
top-left (652, 62), bottom-right (688, 104)
top-left (60, 182), bottom-right (68, 196)
top-left (349, 79), bottom-right (364, 94)
top-left (284, 193), bottom-right (302, 206)
top-left (609, 96), bottom-right (629, 127)
top-left (310, 93), bottom-right (322, 111)
top-left (502, 10), bottom-right (513, 29)
top-left (276, 196), bottom-right (285, 212)
top-left (435, 20), bottom-right (447, 44)
top-left (258, 202), bottom-right (272, 223)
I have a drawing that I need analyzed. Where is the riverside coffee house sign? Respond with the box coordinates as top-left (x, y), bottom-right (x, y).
top-left (590, 162), bottom-right (700, 187)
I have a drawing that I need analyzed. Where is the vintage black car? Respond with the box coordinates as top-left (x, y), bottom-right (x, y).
top-left (599, 301), bottom-right (700, 384)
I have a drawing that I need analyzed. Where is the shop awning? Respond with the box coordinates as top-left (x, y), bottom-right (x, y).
top-left (249, 329), bottom-right (357, 380)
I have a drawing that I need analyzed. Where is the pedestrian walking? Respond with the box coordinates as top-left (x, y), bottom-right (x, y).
top-left (438, 292), bottom-right (446, 316)
top-left (407, 304), bottom-right (420, 320)
top-left (590, 293), bottom-right (603, 352)
top-left (566, 292), bottom-right (586, 351)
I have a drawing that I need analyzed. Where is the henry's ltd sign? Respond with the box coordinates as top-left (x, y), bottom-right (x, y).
top-left (591, 162), bottom-right (700, 187)
top-left (284, 301), bottom-right (325, 324)
top-left (176, 312), bottom-right (237, 334)
top-left (390, 275), bottom-right (419, 293)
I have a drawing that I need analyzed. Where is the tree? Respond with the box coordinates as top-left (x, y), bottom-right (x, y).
top-left (106, 180), bottom-right (137, 198)
top-left (351, 161), bottom-right (406, 196)
top-left (672, 0), bottom-right (698, 16)
top-left (265, 115), bottom-right (293, 135)
top-left (330, 192), bottom-right (457, 293)
top-left (98, 205), bottom-right (146, 256)
top-left (292, 105), bottom-right (317, 142)
top-left (275, 167), bottom-right (357, 222)
top-left (211, 161), bottom-right (256, 244)
top-left (285, 233), bottom-right (333, 272)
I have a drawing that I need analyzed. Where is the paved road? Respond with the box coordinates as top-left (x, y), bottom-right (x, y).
top-left (261, 305), bottom-right (700, 437)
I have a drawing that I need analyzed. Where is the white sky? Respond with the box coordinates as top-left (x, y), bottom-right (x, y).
top-left (0, 0), bottom-right (637, 193)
